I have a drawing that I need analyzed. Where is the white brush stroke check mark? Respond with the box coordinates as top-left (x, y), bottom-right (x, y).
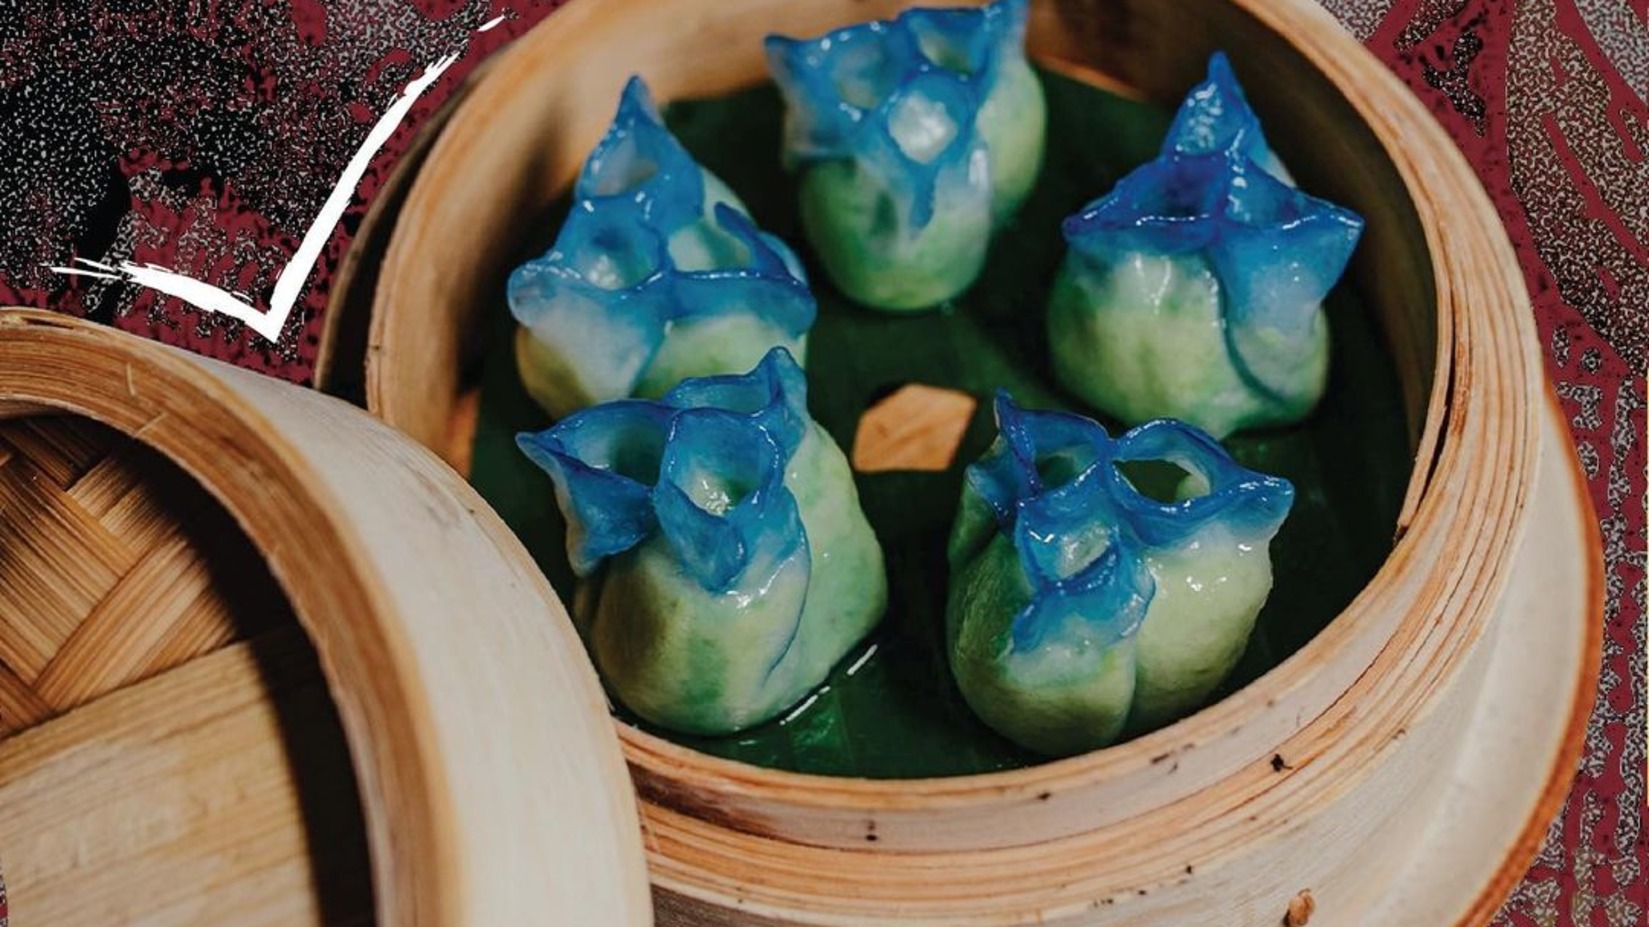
top-left (49, 11), bottom-right (510, 343)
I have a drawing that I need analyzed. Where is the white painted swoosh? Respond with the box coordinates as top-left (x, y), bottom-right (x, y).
top-left (48, 13), bottom-right (510, 344)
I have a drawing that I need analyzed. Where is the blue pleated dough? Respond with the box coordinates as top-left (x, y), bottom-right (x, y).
top-left (766, 0), bottom-right (1046, 310)
top-left (1049, 54), bottom-right (1365, 438)
top-left (509, 77), bottom-right (816, 419)
top-left (947, 394), bottom-right (1294, 755)
top-left (517, 349), bottom-right (886, 735)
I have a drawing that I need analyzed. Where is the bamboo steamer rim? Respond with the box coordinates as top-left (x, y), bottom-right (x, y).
top-left (365, 0), bottom-right (1541, 858)
top-left (1454, 416), bottom-right (1604, 926)
top-left (0, 310), bottom-right (653, 927)
top-left (635, 393), bottom-right (1596, 927)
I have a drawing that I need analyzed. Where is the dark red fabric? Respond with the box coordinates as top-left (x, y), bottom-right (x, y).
top-left (1350, 3), bottom-right (1647, 923)
top-left (0, 1), bottom-right (1642, 923)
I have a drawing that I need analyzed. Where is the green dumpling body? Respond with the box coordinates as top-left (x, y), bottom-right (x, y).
top-left (945, 398), bottom-right (1293, 756)
top-left (978, 55), bottom-right (1047, 221)
top-left (948, 486), bottom-right (1277, 755)
top-left (1047, 54), bottom-right (1362, 438)
top-left (780, 423), bottom-right (890, 669)
top-left (580, 533), bottom-right (813, 734)
top-left (1048, 251), bottom-right (1330, 439)
top-left (767, 0), bottom-right (1045, 311)
top-left (578, 420), bottom-right (885, 734)
top-left (520, 349), bottom-right (885, 736)
top-left (797, 155), bottom-right (994, 312)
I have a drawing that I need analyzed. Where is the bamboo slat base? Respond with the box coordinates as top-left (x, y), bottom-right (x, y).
top-left (0, 629), bottom-right (374, 926)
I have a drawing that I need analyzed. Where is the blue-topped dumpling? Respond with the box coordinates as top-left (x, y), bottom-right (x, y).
top-left (946, 395), bottom-right (1293, 756)
top-left (1047, 53), bottom-right (1364, 439)
top-left (517, 348), bottom-right (886, 735)
top-left (509, 77), bottom-right (816, 419)
top-left (766, 0), bottom-right (1045, 311)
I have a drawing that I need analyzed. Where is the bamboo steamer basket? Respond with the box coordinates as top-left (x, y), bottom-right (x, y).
top-left (0, 310), bottom-right (654, 927)
top-left (355, 0), bottom-right (1566, 924)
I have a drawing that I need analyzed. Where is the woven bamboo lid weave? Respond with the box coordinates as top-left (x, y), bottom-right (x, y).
top-left (0, 309), bottom-right (653, 927)
top-left (0, 415), bottom-right (286, 733)
top-left (0, 413), bottom-right (375, 925)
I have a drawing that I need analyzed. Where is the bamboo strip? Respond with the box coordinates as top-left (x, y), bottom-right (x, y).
top-left (0, 451), bottom-right (133, 680)
top-left (0, 662), bottom-right (52, 736)
top-left (136, 589), bottom-right (242, 679)
top-left (0, 418), bottom-right (258, 725)
top-left (31, 534), bottom-right (216, 709)
top-left (3, 418), bottom-right (108, 488)
top-left (65, 452), bottom-right (147, 519)
top-left (0, 629), bottom-right (373, 927)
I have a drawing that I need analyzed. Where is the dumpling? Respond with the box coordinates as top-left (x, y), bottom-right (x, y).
top-left (946, 394), bottom-right (1293, 756)
top-left (766, 0), bottom-right (1045, 310)
top-left (509, 77), bottom-right (816, 420)
top-left (1047, 53), bottom-right (1363, 439)
top-left (518, 348), bottom-right (886, 735)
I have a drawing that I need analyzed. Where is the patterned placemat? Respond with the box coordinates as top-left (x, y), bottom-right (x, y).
top-left (0, 1), bottom-right (1642, 923)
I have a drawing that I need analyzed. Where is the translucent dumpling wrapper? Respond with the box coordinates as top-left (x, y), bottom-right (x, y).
top-left (765, 0), bottom-right (1045, 311)
top-left (1159, 51), bottom-right (1292, 182)
top-left (518, 348), bottom-right (887, 735)
top-left (946, 394), bottom-right (1294, 756)
top-left (509, 77), bottom-right (816, 419)
top-left (1047, 53), bottom-right (1364, 439)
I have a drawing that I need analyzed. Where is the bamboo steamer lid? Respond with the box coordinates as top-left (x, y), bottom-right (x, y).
top-left (0, 309), bottom-right (654, 927)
